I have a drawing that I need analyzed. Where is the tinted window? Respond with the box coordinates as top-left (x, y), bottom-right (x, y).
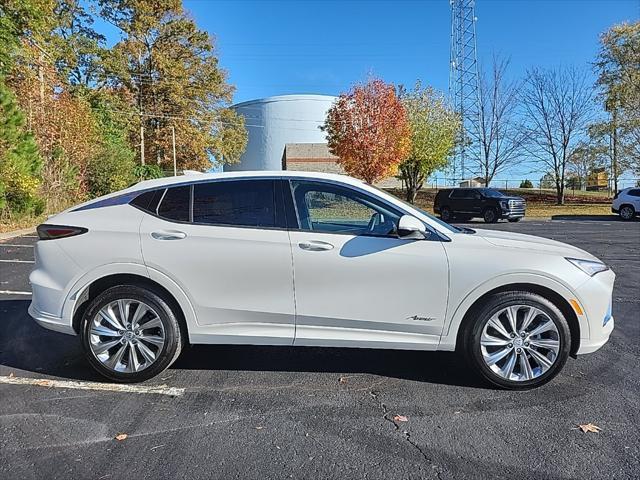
top-left (482, 189), bottom-right (505, 198)
top-left (193, 180), bottom-right (276, 227)
top-left (628, 189), bottom-right (640, 197)
top-left (291, 181), bottom-right (400, 236)
top-left (130, 189), bottom-right (163, 213)
top-left (158, 186), bottom-right (190, 222)
top-left (450, 189), bottom-right (474, 199)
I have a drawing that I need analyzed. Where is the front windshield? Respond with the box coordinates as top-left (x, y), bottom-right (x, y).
top-left (482, 189), bottom-right (506, 198)
top-left (370, 186), bottom-right (462, 233)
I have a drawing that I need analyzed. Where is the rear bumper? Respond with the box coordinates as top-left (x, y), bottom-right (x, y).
top-left (28, 303), bottom-right (75, 335)
top-left (611, 207), bottom-right (619, 214)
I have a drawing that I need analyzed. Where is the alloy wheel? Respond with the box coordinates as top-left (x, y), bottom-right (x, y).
top-left (480, 305), bottom-right (560, 382)
top-left (484, 208), bottom-right (497, 223)
top-left (89, 299), bottom-right (166, 373)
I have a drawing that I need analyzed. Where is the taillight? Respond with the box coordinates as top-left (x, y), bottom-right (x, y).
top-left (36, 224), bottom-right (88, 240)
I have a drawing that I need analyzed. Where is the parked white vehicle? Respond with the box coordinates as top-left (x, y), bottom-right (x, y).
top-left (29, 172), bottom-right (615, 389)
top-left (612, 187), bottom-right (640, 220)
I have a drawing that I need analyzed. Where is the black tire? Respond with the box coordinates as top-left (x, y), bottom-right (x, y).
top-left (461, 291), bottom-right (571, 390)
top-left (80, 285), bottom-right (184, 383)
top-left (440, 206), bottom-right (452, 222)
top-left (483, 207), bottom-right (499, 223)
top-left (619, 204), bottom-right (636, 221)
top-left (508, 218), bottom-right (521, 223)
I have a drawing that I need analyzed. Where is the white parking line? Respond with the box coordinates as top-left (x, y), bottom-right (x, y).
top-left (0, 290), bottom-right (31, 295)
top-left (0, 259), bottom-right (34, 263)
top-left (0, 244), bottom-right (34, 248)
top-left (0, 375), bottom-right (185, 396)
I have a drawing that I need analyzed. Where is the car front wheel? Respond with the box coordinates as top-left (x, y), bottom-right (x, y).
top-left (80, 285), bottom-right (184, 383)
top-left (483, 207), bottom-right (499, 223)
top-left (463, 292), bottom-right (571, 390)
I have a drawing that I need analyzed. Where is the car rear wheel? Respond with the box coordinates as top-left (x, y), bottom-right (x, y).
top-left (462, 292), bottom-right (571, 390)
top-left (483, 207), bottom-right (499, 223)
top-left (80, 285), bottom-right (184, 383)
top-left (619, 205), bottom-right (635, 221)
top-left (440, 206), bottom-right (453, 222)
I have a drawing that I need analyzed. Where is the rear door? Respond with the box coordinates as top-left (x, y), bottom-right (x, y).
top-left (139, 179), bottom-right (295, 344)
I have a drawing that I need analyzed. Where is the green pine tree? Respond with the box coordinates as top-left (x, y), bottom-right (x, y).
top-left (0, 79), bottom-right (44, 216)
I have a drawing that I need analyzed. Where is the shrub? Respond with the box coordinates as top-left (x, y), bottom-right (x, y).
top-left (133, 164), bottom-right (164, 181)
top-left (519, 179), bottom-right (534, 188)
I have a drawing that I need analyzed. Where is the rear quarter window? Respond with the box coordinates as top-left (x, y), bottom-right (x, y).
top-left (157, 186), bottom-right (190, 222)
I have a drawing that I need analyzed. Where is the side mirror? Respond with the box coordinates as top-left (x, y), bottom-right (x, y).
top-left (397, 215), bottom-right (427, 239)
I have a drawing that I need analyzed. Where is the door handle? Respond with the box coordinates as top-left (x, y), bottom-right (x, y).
top-left (298, 240), bottom-right (334, 251)
top-left (151, 230), bottom-right (187, 241)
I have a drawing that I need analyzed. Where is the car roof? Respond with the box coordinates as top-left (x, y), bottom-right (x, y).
top-left (128, 170), bottom-right (365, 192)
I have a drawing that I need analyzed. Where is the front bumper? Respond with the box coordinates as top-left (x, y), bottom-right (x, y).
top-left (576, 316), bottom-right (614, 354)
top-left (574, 268), bottom-right (616, 355)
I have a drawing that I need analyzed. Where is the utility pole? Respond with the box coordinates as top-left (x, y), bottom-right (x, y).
top-left (171, 125), bottom-right (177, 176)
top-left (140, 124), bottom-right (145, 165)
top-left (449, 0), bottom-right (481, 183)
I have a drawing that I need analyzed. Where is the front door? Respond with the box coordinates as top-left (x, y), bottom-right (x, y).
top-left (286, 180), bottom-right (449, 350)
top-left (140, 179), bottom-right (295, 344)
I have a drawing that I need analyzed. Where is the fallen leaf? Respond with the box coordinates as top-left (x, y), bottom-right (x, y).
top-left (338, 376), bottom-right (348, 384)
top-left (255, 426), bottom-right (264, 430)
top-left (393, 415), bottom-right (408, 422)
top-left (114, 433), bottom-right (128, 441)
top-left (8, 373), bottom-right (14, 378)
top-left (578, 423), bottom-right (601, 433)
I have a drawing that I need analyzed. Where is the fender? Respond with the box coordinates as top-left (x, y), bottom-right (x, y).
top-left (438, 272), bottom-right (591, 351)
top-left (63, 263), bottom-right (198, 341)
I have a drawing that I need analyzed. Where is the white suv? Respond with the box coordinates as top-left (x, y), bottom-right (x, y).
top-left (29, 171), bottom-right (615, 389)
top-left (612, 187), bottom-right (640, 220)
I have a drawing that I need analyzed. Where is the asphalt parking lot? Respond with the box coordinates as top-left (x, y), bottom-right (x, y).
top-left (0, 218), bottom-right (638, 479)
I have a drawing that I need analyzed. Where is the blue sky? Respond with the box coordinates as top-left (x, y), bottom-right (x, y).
top-left (94, 0), bottom-right (638, 182)
top-left (185, 0), bottom-right (638, 103)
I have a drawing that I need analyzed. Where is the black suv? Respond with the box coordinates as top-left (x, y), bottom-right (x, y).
top-left (434, 188), bottom-right (526, 223)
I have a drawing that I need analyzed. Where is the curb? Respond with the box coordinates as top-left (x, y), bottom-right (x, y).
top-left (0, 226), bottom-right (37, 241)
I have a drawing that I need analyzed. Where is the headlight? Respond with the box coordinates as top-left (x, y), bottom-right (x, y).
top-left (565, 257), bottom-right (609, 276)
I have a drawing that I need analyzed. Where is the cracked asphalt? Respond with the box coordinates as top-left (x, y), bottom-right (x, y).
top-left (0, 218), bottom-right (638, 479)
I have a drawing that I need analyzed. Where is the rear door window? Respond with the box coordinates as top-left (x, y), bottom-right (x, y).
top-left (157, 186), bottom-right (190, 222)
top-left (193, 179), bottom-right (277, 228)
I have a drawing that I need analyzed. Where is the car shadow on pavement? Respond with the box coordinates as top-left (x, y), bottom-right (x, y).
top-left (173, 344), bottom-right (483, 388)
top-left (0, 298), bottom-right (483, 388)
top-left (550, 214), bottom-right (623, 222)
top-left (0, 299), bottom-right (98, 381)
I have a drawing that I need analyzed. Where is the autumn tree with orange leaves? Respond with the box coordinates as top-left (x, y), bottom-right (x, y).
top-left (323, 79), bottom-right (411, 184)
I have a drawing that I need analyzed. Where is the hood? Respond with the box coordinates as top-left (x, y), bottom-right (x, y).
top-left (472, 228), bottom-right (598, 261)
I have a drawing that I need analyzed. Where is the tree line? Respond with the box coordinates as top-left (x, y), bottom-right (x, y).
top-left (0, 0), bottom-right (247, 223)
top-left (323, 21), bottom-right (639, 205)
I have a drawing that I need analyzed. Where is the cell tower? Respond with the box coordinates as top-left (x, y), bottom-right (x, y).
top-left (449, 0), bottom-right (481, 182)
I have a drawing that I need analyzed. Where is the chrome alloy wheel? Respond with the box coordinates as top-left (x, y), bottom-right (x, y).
top-left (89, 299), bottom-right (166, 373)
top-left (480, 305), bottom-right (560, 382)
